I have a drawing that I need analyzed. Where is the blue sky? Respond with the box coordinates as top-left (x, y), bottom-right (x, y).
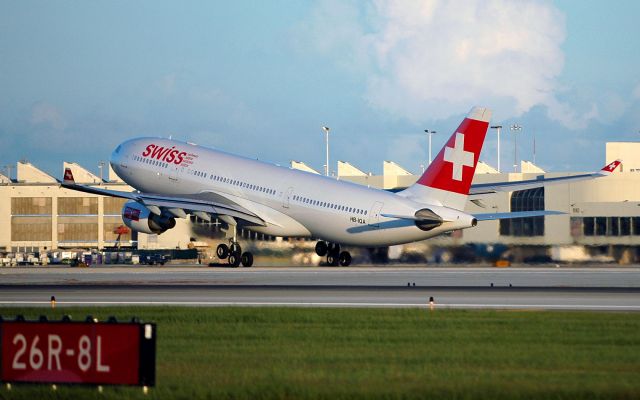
top-left (1, 0), bottom-right (639, 178)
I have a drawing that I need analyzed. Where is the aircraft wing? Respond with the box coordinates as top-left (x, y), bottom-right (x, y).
top-left (61, 168), bottom-right (266, 226)
top-left (382, 210), bottom-right (564, 223)
top-left (469, 160), bottom-right (621, 196)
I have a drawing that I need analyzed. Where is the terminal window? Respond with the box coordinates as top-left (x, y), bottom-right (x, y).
top-left (104, 197), bottom-right (128, 215)
top-left (11, 197), bottom-right (52, 215)
top-left (11, 216), bottom-right (52, 241)
top-left (11, 197), bottom-right (53, 241)
top-left (57, 216), bottom-right (98, 242)
top-left (580, 216), bottom-right (640, 236)
top-left (499, 187), bottom-right (545, 237)
top-left (58, 197), bottom-right (98, 215)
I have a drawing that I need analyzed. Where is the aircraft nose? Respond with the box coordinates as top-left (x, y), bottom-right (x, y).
top-left (109, 143), bottom-right (123, 167)
top-left (109, 141), bottom-right (131, 177)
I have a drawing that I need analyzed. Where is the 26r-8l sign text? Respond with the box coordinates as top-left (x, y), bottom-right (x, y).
top-left (1, 319), bottom-right (155, 386)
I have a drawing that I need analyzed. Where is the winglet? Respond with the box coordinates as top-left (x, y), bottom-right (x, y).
top-left (63, 168), bottom-right (75, 184)
top-left (598, 159), bottom-right (621, 175)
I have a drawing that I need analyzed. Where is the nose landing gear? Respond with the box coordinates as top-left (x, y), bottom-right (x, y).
top-left (316, 241), bottom-right (351, 267)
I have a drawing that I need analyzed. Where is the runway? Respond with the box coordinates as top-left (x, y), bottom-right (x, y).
top-left (1, 266), bottom-right (639, 310)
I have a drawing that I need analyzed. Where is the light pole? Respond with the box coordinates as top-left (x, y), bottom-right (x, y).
top-left (510, 124), bottom-right (522, 172)
top-left (98, 161), bottom-right (105, 184)
top-left (322, 126), bottom-right (330, 176)
top-left (532, 131), bottom-right (536, 165)
top-left (490, 125), bottom-right (502, 172)
top-left (425, 130), bottom-right (436, 165)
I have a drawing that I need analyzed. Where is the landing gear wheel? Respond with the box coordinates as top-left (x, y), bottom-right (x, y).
top-left (228, 253), bottom-right (241, 267)
top-left (241, 252), bottom-right (254, 267)
top-left (216, 244), bottom-right (229, 259)
top-left (230, 242), bottom-right (242, 255)
top-left (328, 243), bottom-right (341, 257)
top-left (339, 251), bottom-right (352, 267)
top-left (327, 254), bottom-right (339, 266)
top-left (315, 241), bottom-right (328, 257)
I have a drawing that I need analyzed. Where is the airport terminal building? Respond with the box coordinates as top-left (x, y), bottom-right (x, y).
top-left (1, 142), bottom-right (639, 263)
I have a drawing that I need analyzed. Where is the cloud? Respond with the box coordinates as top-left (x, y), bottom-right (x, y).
top-left (302, 0), bottom-right (597, 129)
top-left (30, 102), bottom-right (67, 130)
top-left (633, 83), bottom-right (640, 99)
top-left (366, 0), bottom-right (565, 119)
top-left (544, 97), bottom-right (598, 130)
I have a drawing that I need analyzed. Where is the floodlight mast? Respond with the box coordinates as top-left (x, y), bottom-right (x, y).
top-left (490, 125), bottom-right (502, 172)
top-left (510, 124), bottom-right (522, 172)
top-left (425, 130), bottom-right (436, 165)
top-left (98, 161), bottom-right (105, 184)
top-left (322, 126), bottom-right (330, 176)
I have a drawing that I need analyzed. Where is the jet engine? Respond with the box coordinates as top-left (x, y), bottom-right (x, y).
top-left (414, 208), bottom-right (444, 231)
top-left (121, 200), bottom-right (176, 235)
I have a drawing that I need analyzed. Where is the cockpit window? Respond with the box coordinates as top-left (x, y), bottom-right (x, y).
top-left (114, 145), bottom-right (122, 154)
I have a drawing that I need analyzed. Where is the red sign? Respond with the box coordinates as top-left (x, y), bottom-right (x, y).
top-left (1, 320), bottom-right (155, 386)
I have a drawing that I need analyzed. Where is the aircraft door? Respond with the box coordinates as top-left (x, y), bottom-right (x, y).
top-left (169, 165), bottom-right (180, 184)
top-left (283, 187), bottom-right (294, 208)
top-left (368, 201), bottom-right (384, 228)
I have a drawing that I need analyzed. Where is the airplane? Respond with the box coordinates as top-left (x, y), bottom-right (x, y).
top-left (61, 107), bottom-right (621, 267)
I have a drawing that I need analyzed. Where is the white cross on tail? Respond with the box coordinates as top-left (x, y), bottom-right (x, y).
top-left (443, 132), bottom-right (474, 181)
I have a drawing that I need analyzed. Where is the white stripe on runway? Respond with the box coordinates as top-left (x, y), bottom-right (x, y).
top-left (1, 300), bottom-right (639, 310)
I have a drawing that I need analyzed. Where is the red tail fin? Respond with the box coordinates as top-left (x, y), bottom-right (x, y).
top-left (599, 159), bottom-right (621, 174)
top-left (63, 168), bottom-right (75, 184)
top-left (400, 107), bottom-right (491, 210)
top-left (415, 107), bottom-right (491, 194)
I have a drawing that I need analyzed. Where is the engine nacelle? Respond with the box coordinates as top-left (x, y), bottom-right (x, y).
top-left (414, 208), bottom-right (444, 231)
top-left (121, 200), bottom-right (176, 235)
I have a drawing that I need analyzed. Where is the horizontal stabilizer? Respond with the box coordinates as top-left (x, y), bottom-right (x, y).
top-left (381, 213), bottom-right (421, 221)
top-left (473, 210), bottom-right (564, 221)
top-left (381, 209), bottom-right (446, 223)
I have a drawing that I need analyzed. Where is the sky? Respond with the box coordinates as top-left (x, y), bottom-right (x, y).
top-left (1, 0), bottom-right (640, 179)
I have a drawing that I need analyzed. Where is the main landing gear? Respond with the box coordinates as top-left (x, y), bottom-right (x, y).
top-left (216, 241), bottom-right (253, 267)
top-left (315, 241), bottom-right (351, 267)
top-left (216, 223), bottom-right (253, 267)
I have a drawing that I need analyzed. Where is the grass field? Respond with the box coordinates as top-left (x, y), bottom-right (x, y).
top-left (1, 306), bottom-right (639, 399)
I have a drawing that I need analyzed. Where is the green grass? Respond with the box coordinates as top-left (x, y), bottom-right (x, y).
top-left (1, 307), bottom-right (639, 399)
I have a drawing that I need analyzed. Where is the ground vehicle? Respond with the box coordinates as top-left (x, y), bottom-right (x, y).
top-left (142, 254), bottom-right (171, 265)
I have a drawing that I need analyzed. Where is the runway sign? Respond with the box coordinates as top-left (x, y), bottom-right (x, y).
top-left (0, 317), bottom-right (156, 386)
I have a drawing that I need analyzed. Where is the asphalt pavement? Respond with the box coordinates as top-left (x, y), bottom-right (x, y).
top-left (1, 265), bottom-right (638, 310)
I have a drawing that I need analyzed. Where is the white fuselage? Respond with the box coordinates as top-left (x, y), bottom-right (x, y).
top-left (110, 138), bottom-right (474, 246)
